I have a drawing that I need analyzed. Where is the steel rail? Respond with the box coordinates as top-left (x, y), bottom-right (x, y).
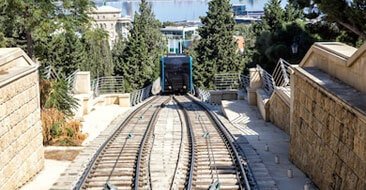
top-left (186, 95), bottom-right (252, 190)
top-left (173, 96), bottom-right (196, 190)
top-left (169, 100), bottom-right (186, 189)
top-left (196, 113), bottom-right (220, 184)
top-left (73, 96), bottom-right (159, 190)
top-left (133, 97), bottom-right (172, 189)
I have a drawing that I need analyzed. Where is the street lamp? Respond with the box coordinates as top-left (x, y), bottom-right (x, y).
top-left (291, 41), bottom-right (298, 54)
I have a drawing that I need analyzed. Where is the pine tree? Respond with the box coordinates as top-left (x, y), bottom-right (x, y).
top-left (262, 0), bottom-right (285, 31)
top-left (194, 0), bottom-right (243, 89)
top-left (116, 0), bottom-right (164, 92)
top-left (290, 0), bottom-right (366, 40)
top-left (37, 32), bottom-right (87, 77)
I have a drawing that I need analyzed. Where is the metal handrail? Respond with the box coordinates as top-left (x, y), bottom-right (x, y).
top-left (196, 88), bottom-right (211, 103)
top-left (240, 75), bottom-right (250, 91)
top-left (43, 65), bottom-right (59, 80)
top-left (66, 69), bottom-right (80, 93)
top-left (257, 65), bottom-right (275, 95)
top-left (91, 76), bottom-right (124, 97)
top-left (130, 85), bottom-right (153, 106)
top-left (272, 58), bottom-right (292, 87)
top-left (214, 73), bottom-right (241, 90)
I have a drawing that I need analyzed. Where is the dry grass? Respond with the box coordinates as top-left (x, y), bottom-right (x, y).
top-left (45, 150), bottom-right (81, 161)
top-left (41, 109), bottom-right (87, 146)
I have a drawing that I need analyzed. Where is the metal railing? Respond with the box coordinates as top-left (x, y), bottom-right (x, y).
top-left (130, 85), bottom-right (153, 106)
top-left (43, 65), bottom-right (59, 80)
top-left (256, 58), bottom-right (292, 96)
top-left (196, 87), bottom-right (211, 103)
top-left (272, 58), bottom-right (292, 87)
top-left (257, 65), bottom-right (275, 95)
top-left (91, 76), bottom-right (124, 97)
top-left (66, 69), bottom-right (79, 93)
top-left (214, 73), bottom-right (241, 90)
top-left (240, 75), bottom-right (250, 91)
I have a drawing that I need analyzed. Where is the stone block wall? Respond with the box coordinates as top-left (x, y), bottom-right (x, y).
top-left (269, 90), bottom-right (290, 134)
top-left (289, 68), bottom-right (366, 189)
top-left (0, 71), bottom-right (44, 189)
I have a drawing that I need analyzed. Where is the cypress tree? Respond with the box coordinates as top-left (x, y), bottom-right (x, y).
top-left (112, 35), bottom-right (126, 75)
top-left (194, 0), bottom-right (243, 89)
top-left (81, 29), bottom-right (114, 78)
top-left (116, 0), bottom-right (164, 92)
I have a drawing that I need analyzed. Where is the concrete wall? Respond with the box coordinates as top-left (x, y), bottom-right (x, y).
top-left (0, 48), bottom-right (44, 189)
top-left (256, 89), bottom-right (270, 121)
top-left (269, 88), bottom-right (290, 134)
top-left (210, 90), bottom-right (238, 105)
top-left (300, 42), bottom-right (366, 93)
top-left (290, 66), bottom-right (366, 189)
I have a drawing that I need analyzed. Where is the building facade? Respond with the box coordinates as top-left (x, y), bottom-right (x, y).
top-left (160, 26), bottom-right (199, 54)
top-left (89, 5), bottom-right (132, 47)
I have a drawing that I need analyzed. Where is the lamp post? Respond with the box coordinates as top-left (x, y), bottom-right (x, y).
top-left (291, 41), bottom-right (298, 54)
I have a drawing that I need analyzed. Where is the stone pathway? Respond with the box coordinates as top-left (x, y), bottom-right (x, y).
top-left (219, 100), bottom-right (317, 190)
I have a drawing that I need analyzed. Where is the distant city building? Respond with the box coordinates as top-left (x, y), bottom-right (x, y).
top-left (232, 4), bottom-right (264, 24)
top-left (89, 5), bottom-right (132, 47)
top-left (160, 26), bottom-right (199, 54)
top-left (234, 16), bottom-right (261, 24)
top-left (232, 4), bottom-right (247, 16)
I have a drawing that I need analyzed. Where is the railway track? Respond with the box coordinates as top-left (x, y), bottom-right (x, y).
top-left (75, 96), bottom-right (170, 189)
top-left (75, 95), bottom-right (251, 190)
top-left (174, 95), bottom-right (250, 190)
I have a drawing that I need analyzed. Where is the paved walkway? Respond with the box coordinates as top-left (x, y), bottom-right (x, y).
top-left (82, 105), bottom-right (131, 145)
top-left (220, 100), bottom-right (317, 190)
top-left (20, 160), bottom-right (71, 190)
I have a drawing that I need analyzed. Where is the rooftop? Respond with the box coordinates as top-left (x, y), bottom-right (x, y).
top-left (160, 26), bottom-right (198, 32)
top-left (90, 5), bottom-right (121, 14)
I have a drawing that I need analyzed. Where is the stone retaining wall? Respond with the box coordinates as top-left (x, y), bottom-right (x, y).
top-left (269, 89), bottom-right (290, 134)
top-left (0, 48), bottom-right (44, 189)
top-left (289, 67), bottom-right (366, 189)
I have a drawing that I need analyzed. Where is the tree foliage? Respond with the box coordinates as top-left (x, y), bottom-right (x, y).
top-left (36, 31), bottom-right (88, 76)
top-left (248, 0), bottom-right (315, 72)
top-left (0, 0), bottom-right (94, 59)
top-left (114, 0), bottom-right (164, 92)
top-left (290, 0), bottom-right (366, 40)
top-left (193, 0), bottom-right (244, 89)
top-left (44, 78), bottom-right (79, 117)
top-left (81, 29), bottom-right (114, 79)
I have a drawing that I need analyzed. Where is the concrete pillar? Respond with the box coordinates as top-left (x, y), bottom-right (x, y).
top-left (247, 68), bottom-right (262, 105)
top-left (289, 66), bottom-right (296, 136)
top-left (73, 71), bottom-right (91, 94)
top-left (118, 93), bottom-right (131, 107)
